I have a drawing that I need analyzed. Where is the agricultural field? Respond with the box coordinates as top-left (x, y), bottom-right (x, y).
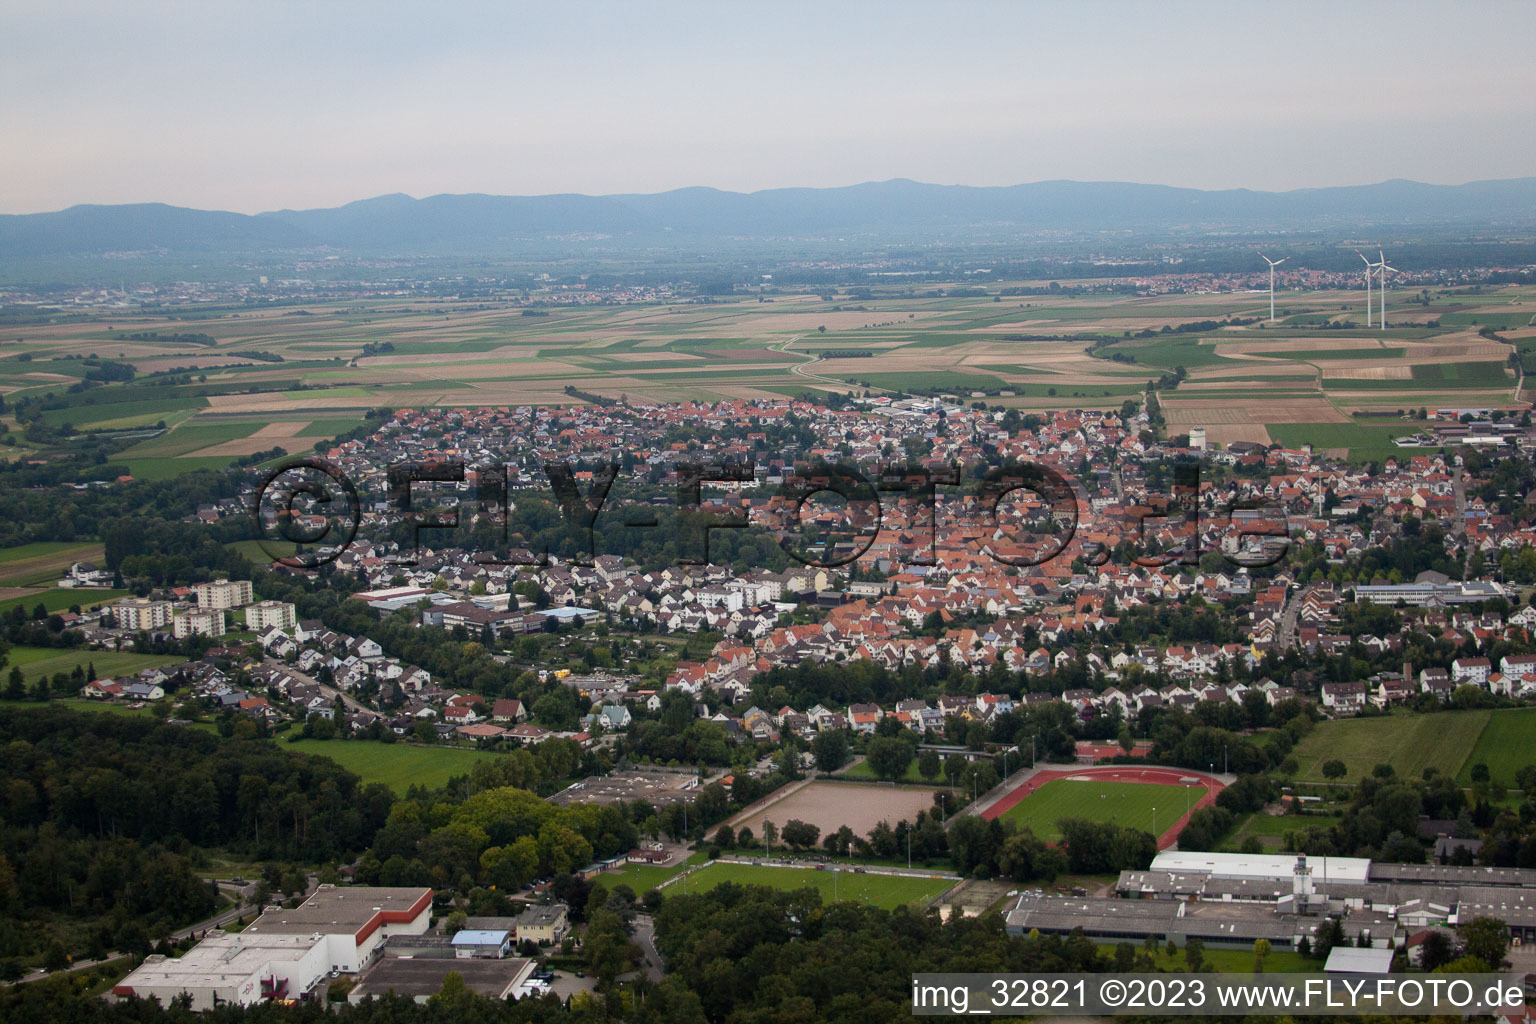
top-left (0, 542), bottom-right (104, 586)
top-left (1287, 711), bottom-right (1491, 784)
top-left (0, 586), bottom-right (128, 618)
top-left (1455, 707), bottom-right (1536, 787)
top-left (7, 282), bottom-right (1532, 475)
top-left (731, 781), bottom-right (941, 839)
top-left (4, 644), bottom-right (185, 685)
top-left (678, 861), bottom-right (954, 910)
top-left (278, 738), bottom-right (499, 793)
top-left (994, 779), bottom-right (1202, 842)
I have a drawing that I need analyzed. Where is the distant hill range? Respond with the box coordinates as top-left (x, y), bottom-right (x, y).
top-left (5, 177), bottom-right (1536, 257)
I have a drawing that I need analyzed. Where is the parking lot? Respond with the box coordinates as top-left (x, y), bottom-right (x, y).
top-left (546, 769), bottom-right (701, 808)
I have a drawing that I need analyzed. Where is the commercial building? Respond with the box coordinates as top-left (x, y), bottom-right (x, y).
top-left (1353, 579), bottom-right (1506, 607)
top-left (452, 929), bottom-right (512, 959)
top-left (1060, 851), bottom-right (1536, 952)
top-left (110, 932), bottom-right (334, 1012)
top-left (194, 579), bottom-right (255, 610)
top-left (114, 886), bottom-right (432, 1011)
top-left (347, 957), bottom-right (535, 1004)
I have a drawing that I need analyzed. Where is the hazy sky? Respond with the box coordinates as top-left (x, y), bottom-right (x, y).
top-left (3, 0), bottom-right (1534, 213)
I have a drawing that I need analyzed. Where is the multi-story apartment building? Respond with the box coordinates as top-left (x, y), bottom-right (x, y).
top-left (194, 579), bottom-right (254, 610)
top-left (114, 598), bottom-right (172, 631)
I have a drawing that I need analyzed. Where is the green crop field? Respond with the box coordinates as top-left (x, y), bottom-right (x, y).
top-left (0, 587), bottom-right (129, 618)
top-left (1455, 708), bottom-right (1536, 787)
top-left (1266, 422), bottom-right (1413, 451)
top-left (5, 644), bottom-right (186, 685)
top-left (0, 542), bottom-right (104, 585)
top-left (123, 456), bottom-right (244, 480)
top-left (1288, 711), bottom-right (1489, 783)
top-left (679, 861), bottom-right (953, 910)
top-left (995, 780), bottom-right (1202, 841)
top-left (279, 738), bottom-right (499, 793)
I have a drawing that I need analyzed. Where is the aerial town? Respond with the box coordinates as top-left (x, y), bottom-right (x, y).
top-left (8, 3), bottom-right (1536, 1021)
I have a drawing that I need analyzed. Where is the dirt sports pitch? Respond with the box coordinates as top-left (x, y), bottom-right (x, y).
top-left (981, 764), bottom-right (1222, 849)
top-left (731, 780), bottom-right (942, 837)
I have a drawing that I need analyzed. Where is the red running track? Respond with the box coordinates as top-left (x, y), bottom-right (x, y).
top-left (980, 764), bottom-right (1224, 850)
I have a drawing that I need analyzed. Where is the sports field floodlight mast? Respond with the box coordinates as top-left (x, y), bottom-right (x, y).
top-left (1258, 252), bottom-right (1288, 322)
top-left (1376, 248), bottom-right (1398, 328)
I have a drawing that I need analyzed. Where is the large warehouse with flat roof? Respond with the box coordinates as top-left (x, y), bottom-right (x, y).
top-left (113, 886), bottom-right (432, 1011)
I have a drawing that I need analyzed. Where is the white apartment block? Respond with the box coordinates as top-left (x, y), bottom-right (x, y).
top-left (173, 608), bottom-right (226, 639)
top-left (194, 579), bottom-right (254, 610)
top-left (115, 598), bottom-right (172, 631)
top-left (246, 600), bottom-right (298, 631)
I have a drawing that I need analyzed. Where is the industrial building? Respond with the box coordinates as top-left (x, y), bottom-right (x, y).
top-left (347, 957), bottom-right (536, 1004)
top-left (1006, 851), bottom-right (1536, 952)
top-left (113, 886), bottom-right (432, 1011)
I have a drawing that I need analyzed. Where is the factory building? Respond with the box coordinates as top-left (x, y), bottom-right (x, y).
top-left (1006, 852), bottom-right (1536, 951)
top-left (113, 886), bottom-right (431, 1011)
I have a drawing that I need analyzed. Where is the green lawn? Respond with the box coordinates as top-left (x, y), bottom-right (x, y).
top-left (1266, 422), bottom-right (1414, 455)
top-left (679, 861), bottom-right (953, 910)
top-left (1222, 812), bottom-right (1343, 851)
top-left (1288, 711), bottom-right (1489, 783)
top-left (996, 780), bottom-right (1202, 842)
top-left (7, 698), bottom-right (217, 730)
top-left (838, 759), bottom-right (945, 784)
top-left (602, 851), bottom-right (708, 893)
top-left (1096, 943), bottom-right (1313, 974)
top-left (1455, 707), bottom-right (1536, 787)
top-left (122, 456), bottom-right (243, 481)
top-left (279, 738), bottom-right (499, 793)
top-left (4, 645), bottom-right (185, 685)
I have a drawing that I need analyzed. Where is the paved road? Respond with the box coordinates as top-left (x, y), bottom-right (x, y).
top-left (1453, 466), bottom-right (1467, 536)
top-left (772, 336), bottom-right (894, 394)
top-left (1276, 582), bottom-right (1313, 651)
top-left (271, 659), bottom-right (370, 716)
top-left (712, 855), bottom-right (960, 882)
top-left (631, 915), bottom-right (664, 982)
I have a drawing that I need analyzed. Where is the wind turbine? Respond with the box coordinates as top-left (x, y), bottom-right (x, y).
top-left (1356, 250), bottom-right (1375, 327)
top-left (1258, 253), bottom-right (1288, 322)
top-left (1375, 248), bottom-right (1398, 328)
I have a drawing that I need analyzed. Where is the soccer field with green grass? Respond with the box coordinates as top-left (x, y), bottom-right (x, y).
top-left (996, 780), bottom-right (1202, 841)
top-left (279, 738), bottom-right (499, 793)
top-left (679, 861), bottom-right (953, 910)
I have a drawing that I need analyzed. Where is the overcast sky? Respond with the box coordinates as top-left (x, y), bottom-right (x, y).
top-left (3, 0), bottom-right (1534, 214)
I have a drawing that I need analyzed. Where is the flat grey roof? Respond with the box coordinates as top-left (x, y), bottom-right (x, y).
top-left (352, 957), bottom-right (534, 999)
top-left (244, 886), bottom-right (431, 936)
